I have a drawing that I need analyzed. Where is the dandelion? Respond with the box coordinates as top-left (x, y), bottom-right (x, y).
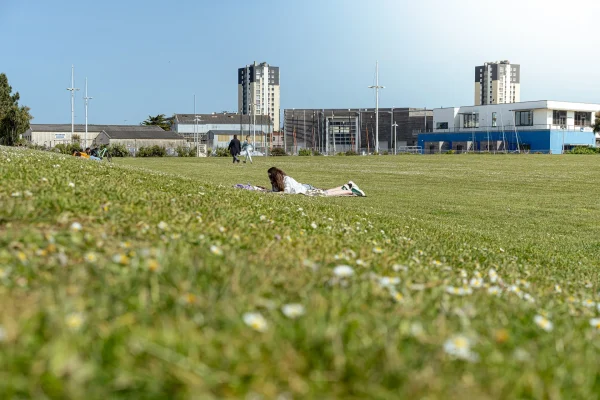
top-left (157, 221), bottom-right (168, 230)
top-left (444, 335), bottom-right (479, 362)
top-left (494, 329), bottom-right (510, 344)
top-left (446, 286), bottom-right (473, 296)
top-left (489, 268), bottom-right (498, 283)
top-left (333, 265), bottom-right (354, 278)
top-left (379, 277), bottom-right (401, 288)
top-left (534, 315), bottom-right (553, 332)
top-left (84, 252), bottom-right (97, 263)
top-left (555, 285), bottom-right (562, 293)
top-left (372, 247), bottom-right (383, 254)
top-left (310, 222), bottom-right (317, 229)
top-left (210, 245), bottom-right (223, 256)
top-left (469, 278), bottom-right (483, 288)
top-left (281, 304), bottom-right (305, 319)
top-left (243, 312), bottom-right (268, 332)
top-left (65, 313), bottom-right (84, 331)
top-left (16, 251), bottom-right (27, 263)
top-left (589, 318), bottom-right (600, 330)
top-left (147, 259), bottom-right (160, 272)
top-left (487, 286), bottom-right (502, 296)
top-left (68, 182), bottom-right (75, 188)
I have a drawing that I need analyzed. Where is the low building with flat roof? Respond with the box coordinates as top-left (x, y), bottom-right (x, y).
top-left (418, 101), bottom-right (600, 154)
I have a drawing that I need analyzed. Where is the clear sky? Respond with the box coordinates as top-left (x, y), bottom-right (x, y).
top-left (1, 0), bottom-right (599, 126)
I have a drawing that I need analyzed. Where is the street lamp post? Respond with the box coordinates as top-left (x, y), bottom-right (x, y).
top-left (368, 61), bottom-right (385, 154)
top-left (392, 122), bottom-right (398, 155)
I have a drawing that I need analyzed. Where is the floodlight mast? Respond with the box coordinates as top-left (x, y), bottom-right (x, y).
top-left (83, 78), bottom-right (93, 149)
top-left (66, 65), bottom-right (80, 142)
top-left (368, 61), bottom-right (385, 153)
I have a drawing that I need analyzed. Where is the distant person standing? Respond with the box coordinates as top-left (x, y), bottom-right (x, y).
top-left (242, 135), bottom-right (253, 164)
top-left (228, 135), bottom-right (241, 164)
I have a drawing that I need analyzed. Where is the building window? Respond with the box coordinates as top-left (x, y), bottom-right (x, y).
top-left (575, 111), bottom-right (592, 126)
top-left (463, 114), bottom-right (479, 128)
top-left (553, 110), bottom-right (567, 126)
top-left (492, 112), bottom-right (497, 127)
top-left (436, 122), bottom-right (449, 129)
top-left (515, 110), bottom-right (533, 126)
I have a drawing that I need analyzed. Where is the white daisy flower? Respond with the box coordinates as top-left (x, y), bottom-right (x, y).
top-left (488, 269), bottom-right (498, 283)
top-left (302, 259), bottom-right (319, 271)
top-left (446, 286), bottom-right (473, 296)
top-left (297, 207), bottom-right (303, 211)
top-left (392, 264), bottom-right (408, 272)
top-left (68, 182), bottom-right (75, 188)
top-left (210, 245), bottom-right (223, 256)
top-left (554, 285), bottom-right (562, 293)
top-left (534, 315), bottom-right (553, 332)
top-left (281, 304), bottom-right (305, 319)
top-left (70, 222), bottom-right (82, 231)
top-left (460, 270), bottom-right (468, 278)
top-left (40, 177), bottom-right (48, 183)
top-left (24, 190), bottom-right (33, 198)
top-left (372, 247), bottom-right (383, 254)
top-left (589, 318), bottom-right (600, 330)
top-left (379, 277), bottom-right (401, 288)
top-left (444, 335), bottom-right (479, 362)
top-left (243, 312), bottom-right (268, 332)
top-left (355, 259), bottom-right (366, 266)
top-left (582, 299), bottom-right (596, 308)
top-left (310, 222), bottom-right (318, 229)
top-left (432, 260), bottom-right (442, 267)
top-left (390, 289), bottom-right (404, 303)
top-left (65, 313), bottom-right (84, 331)
top-left (487, 286), bottom-right (501, 296)
top-left (469, 278), bottom-right (483, 288)
top-left (11, 192), bottom-right (22, 197)
top-left (523, 293), bottom-right (535, 303)
top-left (333, 265), bottom-right (354, 278)
top-left (259, 215), bottom-right (266, 221)
top-left (157, 221), bottom-right (168, 230)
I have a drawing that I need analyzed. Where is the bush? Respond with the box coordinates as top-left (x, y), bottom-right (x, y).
top-left (137, 145), bottom-right (167, 157)
top-left (176, 146), bottom-right (196, 157)
top-left (298, 148), bottom-right (312, 156)
top-left (336, 152), bottom-right (346, 156)
top-left (382, 151), bottom-right (389, 155)
top-left (345, 150), bottom-right (359, 156)
top-left (445, 150), bottom-right (456, 154)
top-left (312, 150), bottom-right (322, 156)
top-left (567, 146), bottom-right (600, 154)
top-left (107, 144), bottom-right (129, 157)
top-left (270, 148), bottom-right (287, 156)
top-left (212, 147), bottom-right (230, 157)
top-left (54, 143), bottom-right (83, 155)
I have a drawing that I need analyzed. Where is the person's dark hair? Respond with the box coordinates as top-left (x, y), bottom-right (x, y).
top-left (268, 167), bottom-right (286, 192)
top-left (233, 135), bottom-right (238, 139)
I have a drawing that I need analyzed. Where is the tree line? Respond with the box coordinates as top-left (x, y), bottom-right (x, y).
top-left (0, 73), bottom-right (33, 146)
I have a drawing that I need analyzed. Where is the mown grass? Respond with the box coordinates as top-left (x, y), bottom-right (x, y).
top-left (2, 148), bottom-right (600, 399)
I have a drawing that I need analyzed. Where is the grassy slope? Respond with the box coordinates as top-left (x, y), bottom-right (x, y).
top-left (1, 148), bottom-right (600, 399)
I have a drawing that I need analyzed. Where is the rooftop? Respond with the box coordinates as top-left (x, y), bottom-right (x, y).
top-left (174, 113), bottom-right (272, 125)
top-left (29, 124), bottom-right (165, 133)
top-left (102, 129), bottom-right (183, 140)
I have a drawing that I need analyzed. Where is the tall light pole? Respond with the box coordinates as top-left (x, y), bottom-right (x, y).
top-left (66, 65), bottom-right (80, 143)
top-left (83, 78), bottom-right (92, 149)
top-left (392, 121), bottom-right (398, 155)
top-left (368, 61), bottom-right (384, 153)
top-left (194, 115), bottom-right (202, 156)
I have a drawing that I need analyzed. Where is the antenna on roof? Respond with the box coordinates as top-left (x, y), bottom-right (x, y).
top-left (66, 65), bottom-right (80, 142)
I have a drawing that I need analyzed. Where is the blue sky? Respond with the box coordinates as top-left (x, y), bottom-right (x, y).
top-left (1, 0), bottom-right (599, 126)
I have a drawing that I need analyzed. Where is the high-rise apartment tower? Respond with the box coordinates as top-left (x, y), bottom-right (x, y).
top-left (238, 62), bottom-right (280, 130)
top-left (474, 61), bottom-right (520, 106)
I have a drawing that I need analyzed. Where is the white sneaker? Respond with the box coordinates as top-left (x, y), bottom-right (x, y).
top-left (348, 181), bottom-right (365, 197)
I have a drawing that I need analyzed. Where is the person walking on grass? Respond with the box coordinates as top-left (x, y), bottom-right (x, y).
top-left (228, 135), bottom-right (241, 164)
top-left (267, 167), bottom-right (366, 197)
top-left (242, 135), bottom-right (253, 164)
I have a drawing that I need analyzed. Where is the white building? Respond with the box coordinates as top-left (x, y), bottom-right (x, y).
top-left (419, 100), bottom-right (600, 154)
top-left (172, 112), bottom-right (273, 149)
top-left (22, 124), bottom-right (165, 149)
top-left (475, 61), bottom-right (520, 106)
top-left (238, 62), bottom-right (280, 130)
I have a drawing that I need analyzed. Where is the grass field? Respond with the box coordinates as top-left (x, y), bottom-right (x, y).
top-left (2, 148), bottom-right (600, 399)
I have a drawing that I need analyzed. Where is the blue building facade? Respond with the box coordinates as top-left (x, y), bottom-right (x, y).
top-left (418, 129), bottom-right (594, 154)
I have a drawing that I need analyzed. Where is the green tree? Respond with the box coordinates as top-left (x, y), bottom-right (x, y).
top-left (594, 112), bottom-right (600, 134)
top-left (0, 73), bottom-right (33, 146)
top-left (141, 114), bottom-right (171, 131)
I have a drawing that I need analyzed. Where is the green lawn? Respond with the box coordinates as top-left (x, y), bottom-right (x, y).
top-left (2, 148), bottom-right (600, 399)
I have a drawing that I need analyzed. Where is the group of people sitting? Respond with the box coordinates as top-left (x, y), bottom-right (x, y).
top-left (72, 147), bottom-right (102, 161)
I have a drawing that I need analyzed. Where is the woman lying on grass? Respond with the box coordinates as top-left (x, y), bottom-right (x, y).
top-left (267, 167), bottom-right (366, 197)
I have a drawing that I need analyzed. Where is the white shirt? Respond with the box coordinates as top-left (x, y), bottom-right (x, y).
top-left (283, 176), bottom-right (307, 194)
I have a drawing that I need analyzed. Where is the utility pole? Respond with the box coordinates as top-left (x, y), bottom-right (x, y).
top-left (83, 78), bottom-right (92, 149)
top-left (66, 65), bottom-right (80, 144)
top-left (392, 121), bottom-right (398, 155)
top-left (368, 61), bottom-right (384, 153)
